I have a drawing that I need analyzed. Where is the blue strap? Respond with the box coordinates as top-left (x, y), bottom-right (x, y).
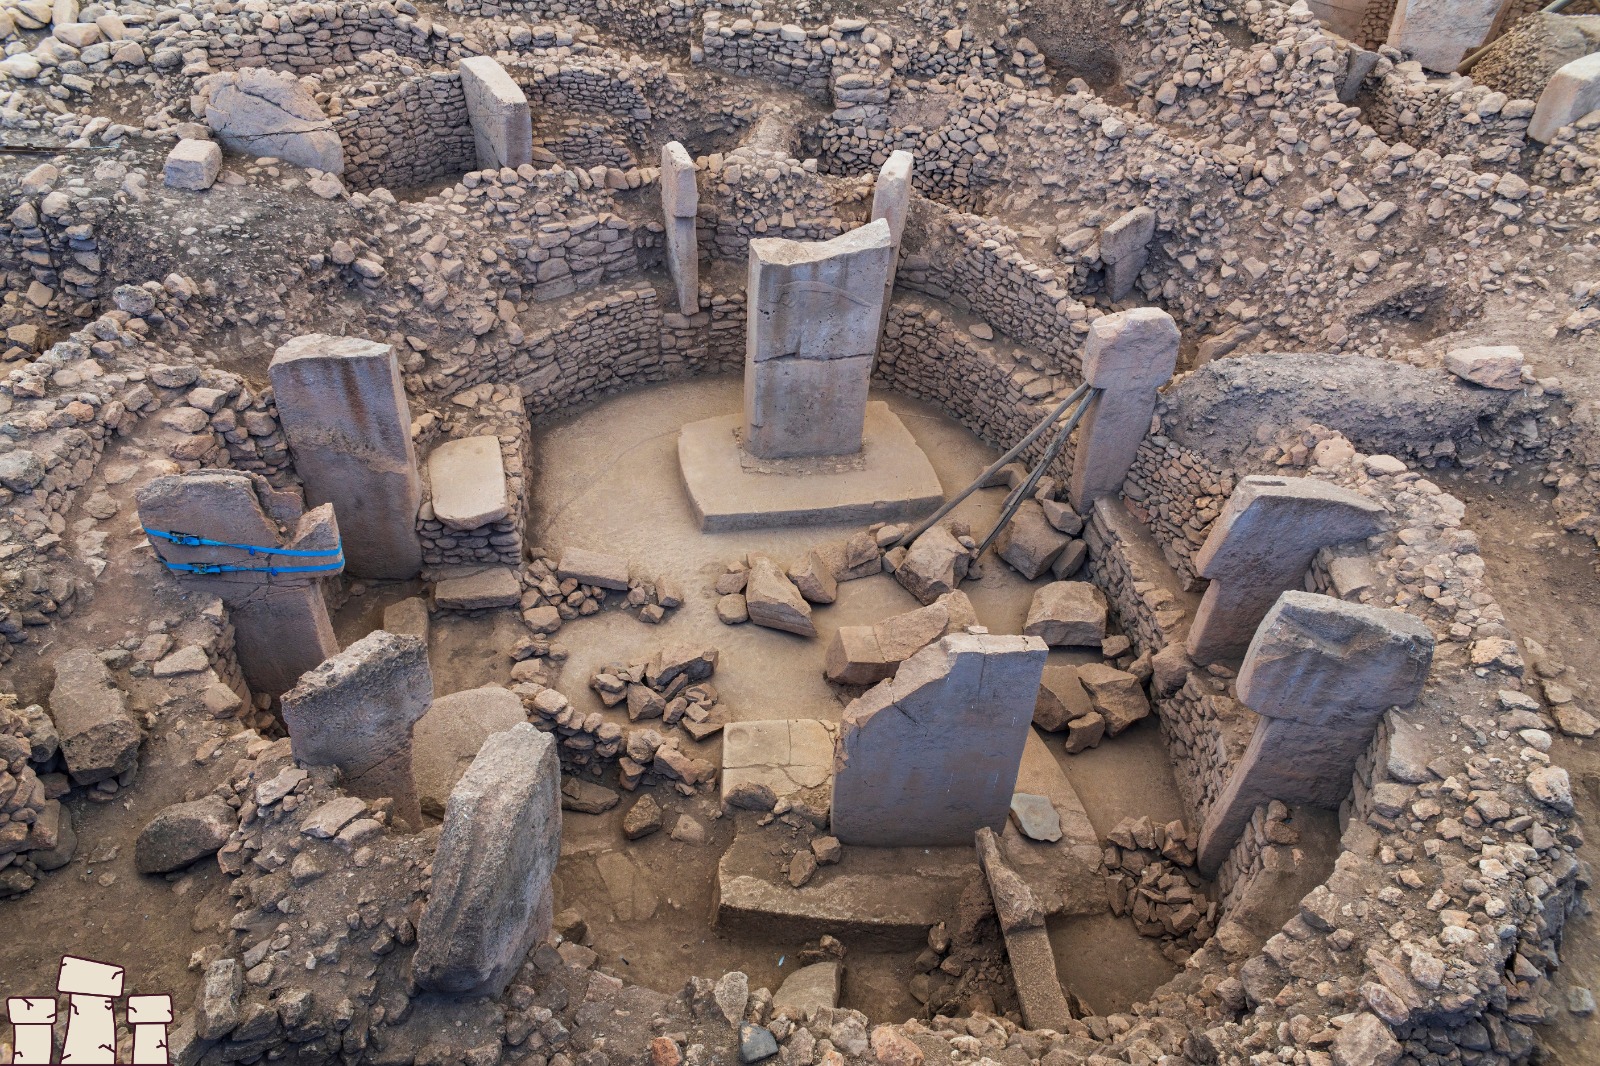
top-left (143, 527), bottom-right (344, 558)
top-left (142, 526), bottom-right (344, 578)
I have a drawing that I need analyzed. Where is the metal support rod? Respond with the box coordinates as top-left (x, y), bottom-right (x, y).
top-left (975, 389), bottom-right (1098, 558)
top-left (893, 381), bottom-right (1092, 549)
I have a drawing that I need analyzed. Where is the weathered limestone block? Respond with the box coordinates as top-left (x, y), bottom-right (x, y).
top-left (280, 632), bottom-right (432, 829)
top-left (1099, 206), bottom-right (1156, 300)
top-left (1530, 52), bottom-right (1600, 142)
top-left (196, 68), bottom-right (344, 173)
top-left (269, 335), bottom-right (422, 580)
top-left (48, 649), bottom-right (140, 785)
top-left (557, 547), bottom-right (630, 591)
top-left (745, 557), bottom-right (816, 637)
top-left (825, 591), bottom-right (977, 685)
top-left (135, 796), bottom-right (235, 873)
top-left (1068, 308), bottom-right (1180, 511)
top-left (1034, 664), bottom-right (1092, 731)
top-left (458, 56), bottom-right (532, 169)
top-left (975, 827), bottom-right (1071, 1031)
top-left (869, 149), bottom-right (914, 328)
top-left (744, 219), bottom-right (893, 459)
top-left (428, 436), bottom-right (508, 530)
top-left (832, 633), bottom-right (1048, 846)
top-left (1186, 476), bottom-right (1386, 665)
top-left (1075, 662), bottom-right (1149, 735)
top-left (661, 140), bottom-right (699, 314)
top-left (1443, 344), bottom-right (1524, 390)
top-left (136, 471), bottom-right (341, 696)
top-left (1196, 592), bottom-right (1434, 874)
top-left (1022, 581), bottom-right (1108, 647)
top-left (412, 685), bottom-right (526, 819)
top-left (994, 500), bottom-right (1070, 579)
top-left (382, 597), bottom-right (430, 642)
top-left (434, 568), bottom-right (521, 610)
top-left (414, 724), bottom-right (561, 997)
top-left (163, 138), bottom-right (221, 190)
top-left (773, 961), bottom-right (840, 1018)
top-left (895, 524), bottom-right (970, 604)
top-left (1387, 0), bottom-right (1503, 72)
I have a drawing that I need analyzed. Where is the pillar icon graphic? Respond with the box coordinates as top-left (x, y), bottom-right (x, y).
top-left (6, 998), bottom-right (56, 1065)
top-left (127, 995), bottom-right (173, 1065)
top-left (57, 955), bottom-right (125, 1065)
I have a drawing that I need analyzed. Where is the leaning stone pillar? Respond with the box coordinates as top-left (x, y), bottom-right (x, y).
top-left (1067, 307), bottom-right (1179, 513)
top-left (744, 219), bottom-right (893, 460)
top-left (57, 955), bottom-right (124, 1066)
top-left (869, 149), bottom-right (914, 329)
top-left (6, 998), bottom-right (56, 1066)
top-left (136, 471), bottom-right (342, 697)
top-left (269, 334), bottom-right (423, 580)
top-left (459, 56), bottom-right (533, 169)
top-left (280, 631), bottom-right (432, 830)
top-left (832, 632), bottom-right (1048, 846)
top-left (1196, 592), bottom-right (1433, 874)
top-left (1185, 475), bottom-right (1385, 665)
top-left (661, 140), bottom-right (699, 314)
top-left (414, 723), bottom-right (561, 997)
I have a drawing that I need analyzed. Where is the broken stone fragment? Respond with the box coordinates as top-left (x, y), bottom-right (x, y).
top-left (135, 796), bottom-right (234, 873)
top-left (1022, 581), bottom-right (1108, 647)
top-left (557, 546), bottom-right (630, 591)
top-left (1008, 793), bottom-right (1062, 842)
top-left (48, 649), bottom-right (141, 785)
top-left (1443, 345), bottom-right (1524, 391)
top-left (163, 138), bottom-right (221, 191)
top-left (1033, 664), bottom-right (1091, 731)
top-left (894, 525), bottom-right (969, 604)
top-left (788, 550), bottom-right (838, 604)
top-left (1075, 662), bottom-right (1150, 735)
top-left (744, 557), bottom-right (815, 637)
top-left (994, 500), bottom-right (1070, 579)
top-left (623, 794), bottom-right (664, 839)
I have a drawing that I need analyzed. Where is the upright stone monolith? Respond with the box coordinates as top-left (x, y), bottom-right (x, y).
top-left (279, 631), bottom-right (431, 830)
top-left (1385, 0), bottom-right (1502, 72)
top-left (1528, 53), bottom-right (1600, 143)
top-left (136, 471), bottom-right (342, 697)
top-left (661, 140), bottom-right (699, 314)
top-left (1067, 307), bottom-right (1179, 512)
top-left (832, 632), bottom-right (1048, 846)
top-left (459, 56), bottom-right (533, 168)
top-left (57, 955), bottom-right (123, 1066)
top-left (1196, 592), bottom-right (1434, 873)
top-left (269, 334), bottom-right (422, 580)
top-left (869, 149), bottom-right (914, 329)
top-left (1185, 476), bottom-right (1386, 665)
top-left (414, 723), bottom-right (561, 997)
top-left (744, 219), bottom-right (893, 459)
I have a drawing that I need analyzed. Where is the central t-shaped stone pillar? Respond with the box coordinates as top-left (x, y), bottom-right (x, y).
top-left (1067, 307), bottom-right (1179, 513)
top-left (136, 471), bottom-right (342, 697)
top-left (57, 955), bottom-right (123, 1066)
top-left (832, 632), bottom-right (1048, 846)
top-left (280, 631), bottom-right (432, 830)
top-left (269, 334), bottom-right (423, 580)
top-left (1196, 592), bottom-right (1434, 874)
top-left (743, 219), bottom-right (893, 460)
top-left (1186, 475), bottom-right (1386, 665)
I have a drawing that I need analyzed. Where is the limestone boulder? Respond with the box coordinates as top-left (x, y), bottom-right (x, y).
top-left (773, 961), bottom-right (840, 1019)
top-left (48, 649), bottom-right (141, 785)
top-left (1443, 345), bottom-right (1523, 391)
top-left (895, 524), bottom-right (969, 604)
top-left (994, 500), bottom-right (1070, 580)
top-left (196, 68), bottom-right (344, 173)
top-left (745, 557), bottom-right (816, 637)
top-left (135, 796), bottom-right (235, 873)
top-left (411, 685), bottom-right (526, 819)
top-left (1022, 581), bottom-right (1108, 647)
top-left (1075, 663), bottom-right (1149, 735)
top-left (1033, 664), bottom-right (1092, 731)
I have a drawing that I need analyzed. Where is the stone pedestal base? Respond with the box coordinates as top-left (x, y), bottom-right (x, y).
top-left (677, 402), bottom-right (943, 532)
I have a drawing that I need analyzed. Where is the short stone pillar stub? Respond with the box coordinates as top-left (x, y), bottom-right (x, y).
top-left (1098, 206), bottom-right (1156, 301)
top-left (269, 334), bottom-right (423, 580)
top-left (1528, 52), bottom-right (1600, 144)
top-left (1196, 591), bottom-right (1434, 874)
top-left (126, 995), bottom-right (174, 1065)
top-left (743, 219), bottom-right (894, 460)
top-left (7, 997), bottom-right (57, 1066)
top-left (832, 632), bottom-right (1048, 847)
top-left (136, 470), bottom-right (342, 697)
top-left (661, 140), bottom-right (699, 314)
top-left (458, 56), bottom-right (533, 169)
top-left (1185, 475), bottom-right (1386, 665)
top-left (1067, 306), bottom-right (1179, 512)
top-left (414, 723), bottom-right (561, 998)
top-left (279, 630), bottom-right (432, 829)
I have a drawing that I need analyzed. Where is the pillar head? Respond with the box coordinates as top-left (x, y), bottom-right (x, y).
top-left (57, 955), bottom-right (125, 997)
top-left (126, 996), bottom-right (174, 1025)
top-left (1081, 306), bottom-right (1179, 389)
top-left (7, 998), bottom-right (57, 1024)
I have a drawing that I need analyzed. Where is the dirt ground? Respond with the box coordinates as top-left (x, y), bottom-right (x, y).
top-left (1440, 467), bottom-right (1600, 1065)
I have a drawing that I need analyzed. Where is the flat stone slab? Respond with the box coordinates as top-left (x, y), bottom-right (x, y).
top-left (678, 402), bottom-right (943, 532)
top-left (998, 728), bottom-right (1105, 918)
top-left (557, 547), bottom-right (630, 591)
top-left (435, 568), bottom-right (521, 610)
top-left (720, 719), bottom-right (835, 807)
top-left (429, 436), bottom-right (509, 530)
top-left (715, 823), bottom-right (971, 947)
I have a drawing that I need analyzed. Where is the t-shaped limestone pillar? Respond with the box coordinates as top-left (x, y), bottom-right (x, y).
top-left (1185, 475), bottom-right (1386, 665)
top-left (661, 140), bottom-right (699, 314)
top-left (458, 56), bottom-right (533, 169)
top-left (7, 998), bottom-right (57, 1065)
top-left (869, 149), bottom-right (914, 332)
top-left (269, 334), bottom-right (423, 580)
top-left (1196, 591), bottom-right (1434, 874)
top-left (280, 631), bottom-right (432, 830)
top-left (136, 471), bottom-right (342, 697)
top-left (1067, 307), bottom-right (1179, 512)
top-left (126, 995), bottom-right (173, 1065)
top-left (57, 955), bottom-right (124, 1065)
top-left (743, 219), bottom-right (894, 460)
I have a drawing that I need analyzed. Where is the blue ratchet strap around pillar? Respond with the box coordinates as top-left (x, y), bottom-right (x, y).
top-left (142, 527), bottom-right (345, 578)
